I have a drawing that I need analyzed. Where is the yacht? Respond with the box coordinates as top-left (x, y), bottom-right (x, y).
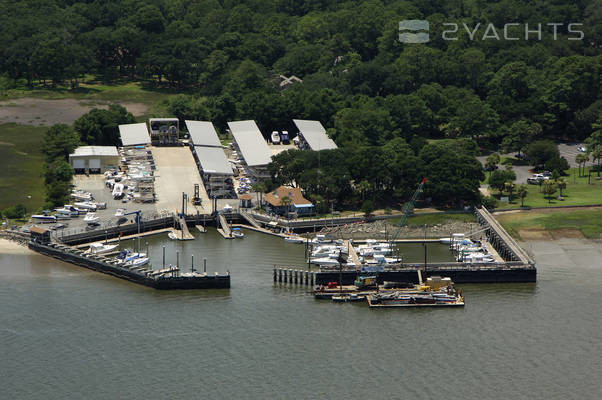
top-left (284, 235), bottom-right (304, 244)
top-left (83, 212), bottom-right (99, 223)
top-left (85, 243), bottom-right (119, 255)
top-left (31, 214), bottom-right (57, 223)
top-left (74, 201), bottom-right (97, 211)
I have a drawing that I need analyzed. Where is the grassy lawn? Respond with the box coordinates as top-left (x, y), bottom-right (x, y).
top-left (390, 212), bottom-right (476, 226)
top-left (0, 123), bottom-right (46, 211)
top-left (1, 79), bottom-right (177, 106)
top-left (496, 209), bottom-right (602, 239)
top-left (496, 168), bottom-right (602, 208)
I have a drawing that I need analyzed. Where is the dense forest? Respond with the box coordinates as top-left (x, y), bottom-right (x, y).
top-left (1, 0), bottom-right (601, 208)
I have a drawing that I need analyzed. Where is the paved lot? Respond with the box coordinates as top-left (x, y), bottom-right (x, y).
top-left (152, 146), bottom-right (210, 214)
top-left (479, 142), bottom-right (592, 187)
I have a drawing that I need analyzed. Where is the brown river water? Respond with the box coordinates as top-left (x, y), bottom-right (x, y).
top-left (1, 231), bottom-right (600, 399)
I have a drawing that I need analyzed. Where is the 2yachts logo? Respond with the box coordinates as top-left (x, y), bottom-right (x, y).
top-left (399, 20), bottom-right (584, 43)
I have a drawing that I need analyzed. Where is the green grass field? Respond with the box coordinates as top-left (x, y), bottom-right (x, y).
top-left (497, 168), bottom-right (602, 208)
top-left (1, 79), bottom-right (177, 106)
top-left (497, 209), bottom-right (602, 239)
top-left (0, 123), bottom-right (47, 211)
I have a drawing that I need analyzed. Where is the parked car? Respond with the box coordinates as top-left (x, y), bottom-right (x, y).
top-left (578, 146), bottom-right (587, 153)
top-left (271, 131), bottom-right (280, 144)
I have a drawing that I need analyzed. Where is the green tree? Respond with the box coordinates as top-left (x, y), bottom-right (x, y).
top-left (484, 153), bottom-right (500, 175)
top-left (525, 140), bottom-right (560, 167)
top-left (575, 153), bottom-right (589, 177)
top-left (542, 181), bottom-right (557, 204)
top-left (361, 199), bottom-right (374, 218)
top-left (74, 105), bottom-right (136, 145)
top-left (42, 124), bottom-right (80, 163)
top-left (591, 147), bottom-right (602, 177)
top-left (517, 185), bottom-right (528, 207)
top-left (280, 196), bottom-right (292, 219)
top-left (488, 170), bottom-right (517, 193)
top-left (557, 179), bottom-right (567, 197)
top-left (3, 204), bottom-right (26, 219)
top-left (501, 119), bottom-right (542, 155)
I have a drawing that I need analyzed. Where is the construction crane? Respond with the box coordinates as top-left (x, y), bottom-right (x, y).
top-left (389, 178), bottom-right (427, 245)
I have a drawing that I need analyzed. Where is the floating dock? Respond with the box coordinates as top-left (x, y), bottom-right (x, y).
top-left (29, 241), bottom-right (230, 290)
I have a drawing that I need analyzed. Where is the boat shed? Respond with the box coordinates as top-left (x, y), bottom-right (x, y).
top-left (69, 146), bottom-right (119, 174)
top-left (119, 123), bottom-right (151, 147)
top-left (292, 119), bottom-right (337, 151)
top-left (186, 120), bottom-right (223, 148)
top-left (149, 118), bottom-right (179, 145)
top-left (227, 120), bottom-right (272, 167)
top-left (194, 146), bottom-right (233, 176)
top-left (29, 226), bottom-right (51, 244)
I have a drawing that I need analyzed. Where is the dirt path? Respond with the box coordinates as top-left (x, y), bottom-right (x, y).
top-left (0, 98), bottom-right (148, 126)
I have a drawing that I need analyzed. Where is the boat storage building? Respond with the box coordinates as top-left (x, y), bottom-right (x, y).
top-left (292, 119), bottom-right (337, 151)
top-left (69, 146), bottom-right (120, 174)
top-left (119, 123), bottom-right (151, 147)
top-left (227, 120), bottom-right (272, 179)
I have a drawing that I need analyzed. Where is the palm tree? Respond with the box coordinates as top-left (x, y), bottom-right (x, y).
top-left (504, 181), bottom-right (515, 202)
top-left (280, 196), bottom-right (292, 219)
top-left (575, 154), bottom-right (588, 177)
top-left (591, 147), bottom-right (602, 177)
top-left (252, 183), bottom-right (266, 206)
top-left (517, 185), bottom-right (528, 207)
top-left (557, 178), bottom-right (567, 197)
top-left (542, 181), bottom-right (557, 204)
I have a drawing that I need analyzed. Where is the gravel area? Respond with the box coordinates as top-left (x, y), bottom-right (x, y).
top-left (0, 98), bottom-right (148, 126)
top-left (319, 219), bottom-right (482, 240)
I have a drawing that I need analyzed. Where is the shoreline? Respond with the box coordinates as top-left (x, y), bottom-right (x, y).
top-left (0, 238), bottom-right (32, 255)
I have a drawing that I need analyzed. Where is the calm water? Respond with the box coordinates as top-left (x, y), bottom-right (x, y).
top-left (1, 231), bottom-right (600, 400)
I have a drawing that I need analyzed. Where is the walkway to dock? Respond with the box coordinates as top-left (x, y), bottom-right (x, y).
top-left (217, 214), bottom-right (232, 238)
top-left (177, 216), bottom-right (195, 240)
top-left (74, 227), bottom-right (176, 248)
top-left (195, 225), bottom-right (206, 233)
top-left (240, 210), bottom-right (262, 229)
top-left (476, 207), bottom-right (534, 265)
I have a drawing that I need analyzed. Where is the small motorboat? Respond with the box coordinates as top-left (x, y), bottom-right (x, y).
top-left (74, 201), bottom-right (97, 211)
top-left (232, 228), bottom-right (244, 238)
top-left (83, 212), bottom-right (99, 223)
top-left (115, 208), bottom-right (126, 217)
top-left (124, 256), bottom-right (149, 267)
top-left (284, 235), bottom-right (304, 244)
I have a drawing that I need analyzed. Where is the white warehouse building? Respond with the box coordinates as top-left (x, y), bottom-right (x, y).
top-left (69, 146), bottom-right (120, 174)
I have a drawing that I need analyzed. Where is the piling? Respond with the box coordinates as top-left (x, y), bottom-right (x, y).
top-left (294, 270), bottom-right (298, 284)
top-left (204, 258), bottom-right (207, 273)
top-left (278, 268), bottom-right (283, 283)
top-left (273, 267), bottom-right (277, 282)
top-left (162, 246), bottom-right (165, 268)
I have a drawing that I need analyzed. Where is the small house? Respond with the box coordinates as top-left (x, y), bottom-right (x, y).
top-left (264, 186), bottom-right (314, 217)
top-left (239, 194), bottom-right (253, 209)
top-left (30, 226), bottom-right (51, 244)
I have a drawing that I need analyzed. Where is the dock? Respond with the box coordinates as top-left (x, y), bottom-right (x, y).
top-left (74, 227), bottom-right (176, 248)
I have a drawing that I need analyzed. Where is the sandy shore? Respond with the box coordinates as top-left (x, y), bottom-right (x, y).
top-left (0, 238), bottom-right (32, 254)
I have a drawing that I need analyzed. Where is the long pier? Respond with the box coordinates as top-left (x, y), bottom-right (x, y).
top-left (29, 241), bottom-right (230, 290)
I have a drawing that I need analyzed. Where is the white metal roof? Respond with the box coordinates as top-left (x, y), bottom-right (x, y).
top-left (119, 123), bottom-right (151, 146)
top-left (292, 119), bottom-right (337, 151)
top-left (70, 146), bottom-right (119, 157)
top-left (149, 118), bottom-right (178, 123)
top-left (194, 146), bottom-right (233, 175)
top-left (186, 120), bottom-right (222, 148)
top-left (227, 120), bottom-right (273, 166)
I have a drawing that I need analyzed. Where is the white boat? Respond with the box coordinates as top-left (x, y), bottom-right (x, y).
top-left (271, 131), bottom-right (281, 144)
top-left (232, 228), bottom-right (244, 238)
top-left (458, 253), bottom-right (494, 263)
top-left (311, 234), bottom-right (332, 244)
top-left (168, 231), bottom-right (187, 241)
top-left (310, 257), bottom-right (341, 266)
top-left (74, 201), bottom-right (97, 211)
top-left (115, 208), bottom-right (127, 217)
top-left (55, 205), bottom-right (80, 216)
top-left (112, 183), bottom-right (124, 199)
top-left (71, 191), bottom-right (93, 201)
top-left (124, 257), bottom-right (149, 267)
top-left (31, 214), bottom-right (57, 223)
top-left (223, 204), bottom-right (233, 213)
top-left (83, 212), bottom-right (99, 223)
top-left (284, 235), bottom-right (304, 244)
top-left (85, 243), bottom-right (119, 255)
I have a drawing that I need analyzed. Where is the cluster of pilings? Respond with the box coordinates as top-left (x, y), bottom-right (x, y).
top-left (273, 267), bottom-right (316, 286)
